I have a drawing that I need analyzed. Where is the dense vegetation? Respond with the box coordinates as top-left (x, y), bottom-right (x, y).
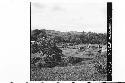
top-left (31, 29), bottom-right (107, 81)
top-left (31, 29), bottom-right (107, 45)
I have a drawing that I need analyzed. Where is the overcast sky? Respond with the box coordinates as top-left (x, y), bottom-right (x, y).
top-left (31, 0), bottom-right (107, 33)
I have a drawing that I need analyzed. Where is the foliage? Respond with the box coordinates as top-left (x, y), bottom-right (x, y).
top-left (31, 29), bottom-right (107, 80)
top-left (94, 64), bottom-right (107, 74)
top-left (31, 29), bottom-right (107, 45)
top-left (31, 36), bottom-right (64, 68)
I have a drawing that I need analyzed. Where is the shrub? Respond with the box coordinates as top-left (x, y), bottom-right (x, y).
top-left (31, 37), bottom-right (64, 68)
top-left (31, 42), bottom-right (40, 54)
top-left (57, 56), bottom-right (84, 67)
top-left (68, 56), bottom-right (83, 64)
top-left (31, 57), bottom-right (41, 64)
top-left (58, 57), bottom-right (70, 66)
top-left (94, 64), bottom-right (107, 74)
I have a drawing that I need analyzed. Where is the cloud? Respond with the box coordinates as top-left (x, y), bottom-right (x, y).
top-left (52, 5), bottom-right (64, 11)
top-left (32, 2), bottom-right (65, 13)
top-left (31, 2), bottom-right (106, 33)
top-left (32, 3), bottom-right (45, 9)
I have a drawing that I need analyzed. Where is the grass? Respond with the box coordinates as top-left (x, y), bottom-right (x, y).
top-left (31, 62), bottom-right (107, 81)
top-left (31, 61), bottom-right (107, 81)
top-left (31, 44), bottom-right (107, 81)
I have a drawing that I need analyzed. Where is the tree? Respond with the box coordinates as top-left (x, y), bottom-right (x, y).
top-left (31, 37), bottom-right (63, 67)
top-left (37, 29), bottom-right (47, 39)
top-left (31, 29), bottom-right (41, 41)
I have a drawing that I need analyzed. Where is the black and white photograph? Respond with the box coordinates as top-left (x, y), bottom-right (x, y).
top-left (2, 0), bottom-right (125, 82)
top-left (30, 1), bottom-right (112, 81)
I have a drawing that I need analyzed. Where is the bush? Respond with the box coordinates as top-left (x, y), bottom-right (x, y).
top-left (31, 57), bottom-right (41, 64)
top-left (31, 37), bottom-right (64, 68)
top-left (31, 42), bottom-right (40, 54)
top-left (68, 56), bottom-right (83, 64)
top-left (94, 64), bottom-right (107, 74)
top-left (56, 56), bottom-right (84, 67)
top-left (57, 57), bottom-right (70, 66)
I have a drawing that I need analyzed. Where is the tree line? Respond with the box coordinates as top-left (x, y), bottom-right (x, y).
top-left (31, 29), bottom-right (107, 45)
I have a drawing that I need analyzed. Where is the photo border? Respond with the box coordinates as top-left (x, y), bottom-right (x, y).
top-left (107, 2), bottom-right (112, 81)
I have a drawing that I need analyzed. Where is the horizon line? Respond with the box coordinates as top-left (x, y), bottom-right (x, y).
top-left (31, 28), bottom-right (107, 34)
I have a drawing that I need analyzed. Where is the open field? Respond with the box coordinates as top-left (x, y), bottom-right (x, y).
top-left (31, 44), bottom-right (107, 81)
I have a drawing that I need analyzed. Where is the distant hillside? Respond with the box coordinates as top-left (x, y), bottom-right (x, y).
top-left (31, 29), bottom-right (107, 45)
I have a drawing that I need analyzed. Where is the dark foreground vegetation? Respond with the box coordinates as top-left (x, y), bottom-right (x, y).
top-left (31, 29), bottom-right (107, 81)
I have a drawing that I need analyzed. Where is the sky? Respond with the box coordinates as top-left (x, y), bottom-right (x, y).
top-left (31, 0), bottom-right (107, 33)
